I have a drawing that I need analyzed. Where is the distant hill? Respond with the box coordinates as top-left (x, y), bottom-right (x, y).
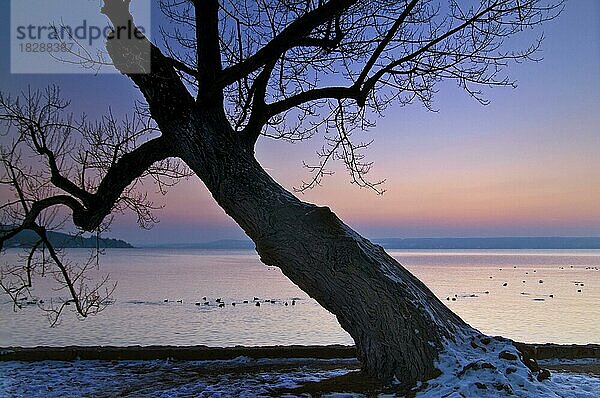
top-left (147, 237), bottom-right (600, 250)
top-left (1, 227), bottom-right (133, 248)
top-left (374, 237), bottom-right (600, 249)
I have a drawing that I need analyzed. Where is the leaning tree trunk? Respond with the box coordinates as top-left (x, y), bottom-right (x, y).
top-left (99, 5), bottom-right (552, 392)
top-left (168, 111), bottom-right (486, 387)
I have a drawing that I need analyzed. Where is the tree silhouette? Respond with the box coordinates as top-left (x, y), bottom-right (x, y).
top-left (1, 0), bottom-right (563, 392)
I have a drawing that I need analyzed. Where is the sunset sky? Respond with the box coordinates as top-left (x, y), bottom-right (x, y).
top-left (0, 1), bottom-right (598, 245)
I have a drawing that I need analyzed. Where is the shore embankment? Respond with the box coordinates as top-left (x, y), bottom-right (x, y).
top-left (1, 343), bottom-right (598, 364)
top-left (0, 344), bottom-right (356, 361)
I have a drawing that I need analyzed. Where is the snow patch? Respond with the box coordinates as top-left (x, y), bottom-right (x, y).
top-left (416, 330), bottom-right (600, 397)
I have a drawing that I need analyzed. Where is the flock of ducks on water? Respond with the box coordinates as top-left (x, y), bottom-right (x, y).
top-left (162, 296), bottom-right (298, 308)
top-left (445, 264), bottom-right (597, 302)
top-left (13, 264), bottom-right (598, 308)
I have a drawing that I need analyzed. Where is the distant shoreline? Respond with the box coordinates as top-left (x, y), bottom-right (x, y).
top-left (4, 235), bottom-right (600, 250)
top-left (1, 226), bottom-right (132, 249)
top-left (375, 237), bottom-right (600, 250)
top-left (142, 237), bottom-right (600, 250)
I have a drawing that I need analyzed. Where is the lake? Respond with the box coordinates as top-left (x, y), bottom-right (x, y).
top-left (1, 249), bottom-right (599, 347)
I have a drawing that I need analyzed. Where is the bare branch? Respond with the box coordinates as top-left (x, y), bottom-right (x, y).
top-left (194, 0), bottom-right (224, 105)
top-left (219, 0), bottom-right (358, 86)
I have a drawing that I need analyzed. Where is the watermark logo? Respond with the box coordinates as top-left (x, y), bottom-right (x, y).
top-left (10, 0), bottom-right (151, 74)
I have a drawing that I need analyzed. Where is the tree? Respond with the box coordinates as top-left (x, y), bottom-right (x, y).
top-left (1, 0), bottom-right (563, 393)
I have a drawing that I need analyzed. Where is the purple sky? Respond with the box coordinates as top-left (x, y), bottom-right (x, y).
top-left (1, 1), bottom-right (599, 245)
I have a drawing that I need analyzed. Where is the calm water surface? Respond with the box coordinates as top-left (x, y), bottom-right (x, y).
top-left (1, 249), bottom-right (598, 347)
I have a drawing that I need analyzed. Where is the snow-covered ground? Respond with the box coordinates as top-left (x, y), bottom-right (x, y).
top-left (1, 356), bottom-right (599, 397)
top-left (0, 357), bottom-right (355, 397)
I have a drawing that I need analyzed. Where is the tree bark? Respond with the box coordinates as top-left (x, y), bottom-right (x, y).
top-left (169, 110), bottom-right (475, 386)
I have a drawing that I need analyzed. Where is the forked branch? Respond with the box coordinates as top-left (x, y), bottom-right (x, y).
top-left (0, 87), bottom-right (188, 324)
